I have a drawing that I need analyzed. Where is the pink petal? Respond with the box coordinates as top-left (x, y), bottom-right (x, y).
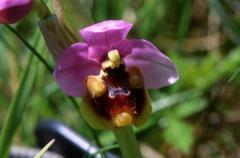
top-left (88, 40), bottom-right (132, 63)
top-left (80, 20), bottom-right (132, 46)
top-left (54, 43), bottom-right (101, 96)
top-left (88, 46), bottom-right (108, 63)
top-left (124, 39), bottom-right (179, 89)
top-left (110, 39), bottom-right (132, 57)
top-left (0, 0), bottom-right (32, 24)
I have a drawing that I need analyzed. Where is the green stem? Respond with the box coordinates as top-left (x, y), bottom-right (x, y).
top-left (33, 0), bottom-right (52, 19)
top-left (4, 25), bottom-right (53, 73)
top-left (89, 144), bottom-right (119, 158)
top-left (67, 96), bottom-right (103, 150)
top-left (113, 126), bottom-right (142, 158)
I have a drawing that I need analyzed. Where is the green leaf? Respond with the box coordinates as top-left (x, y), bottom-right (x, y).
top-left (175, 98), bottom-right (207, 118)
top-left (0, 54), bottom-right (38, 158)
top-left (152, 89), bottom-right (201, 113)
top-left (0, 30), bottom-right (42, 158)
top-left (175, 0), bottom-right (192, 51)
top-left (164, 116), bottom-right (194, 153)
top-left (136, 0), bottom-right (160, 38)
top-left (78, 0), bottom-right (93, 9)
top-left (92, 0), bottom-right (108, 21)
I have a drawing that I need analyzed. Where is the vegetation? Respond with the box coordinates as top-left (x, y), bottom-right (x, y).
top-left (0, 0), bottom-right (240, 157)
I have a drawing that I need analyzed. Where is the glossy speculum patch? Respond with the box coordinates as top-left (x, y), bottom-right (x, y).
top-left (85, 64), bottom-right (147, 127)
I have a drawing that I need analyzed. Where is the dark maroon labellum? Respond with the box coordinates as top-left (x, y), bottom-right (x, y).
top-left (85, 65), bottom-right (147, 127)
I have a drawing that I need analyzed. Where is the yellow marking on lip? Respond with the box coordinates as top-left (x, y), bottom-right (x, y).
top-left (86, 76), bottom-right (106, 98)
top-left (102, 50), bottom-right (121, 69)
top-left (113, 112), bottom-right (133, 127)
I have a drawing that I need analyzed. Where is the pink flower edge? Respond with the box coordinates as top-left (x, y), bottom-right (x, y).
top-left (54, 20), bottom-right (179, 96)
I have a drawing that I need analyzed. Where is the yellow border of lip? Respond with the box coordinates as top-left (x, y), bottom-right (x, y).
top-left (113, 112), bottom-right (133, 127)
top-left (86, 76), bottom-right (106, 98)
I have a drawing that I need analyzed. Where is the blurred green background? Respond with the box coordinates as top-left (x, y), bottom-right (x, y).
top-left (1, 0), bottom-right (240, 157)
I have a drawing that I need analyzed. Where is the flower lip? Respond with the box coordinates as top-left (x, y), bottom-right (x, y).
top-left (85, 65), bottom-right (147, 128)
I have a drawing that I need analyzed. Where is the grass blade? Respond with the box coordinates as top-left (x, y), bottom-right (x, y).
top-left (0, 54), bottom-right (37, 158)
top-left (34, 139), bottom-right (55, 158)
top-left (209, 0), bottom-right (240, 44)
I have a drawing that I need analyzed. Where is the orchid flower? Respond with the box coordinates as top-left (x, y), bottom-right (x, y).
top-left (54, 20), bottom-right (179, 129)
top-left (0, 0), bottom-right (32, 24)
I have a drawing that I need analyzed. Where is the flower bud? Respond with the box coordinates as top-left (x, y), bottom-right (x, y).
top-left (0, 0), bottom-right (33, 24)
